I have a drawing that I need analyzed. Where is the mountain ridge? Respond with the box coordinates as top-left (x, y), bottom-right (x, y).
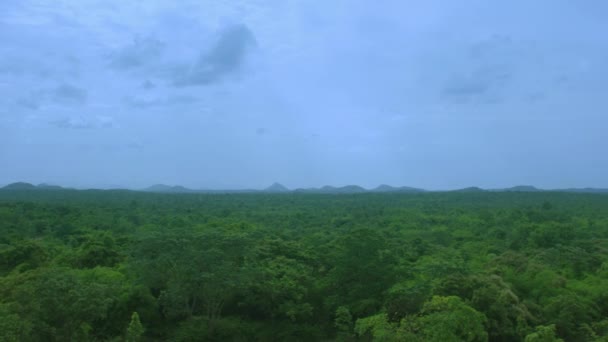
top-left (1, 182), bottom-right (68, 191)
top-left (2, 182), bottom-right (608, 194)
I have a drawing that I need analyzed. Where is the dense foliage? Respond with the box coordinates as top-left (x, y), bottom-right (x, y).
top-left (1, 190), bottom-right (607, 341)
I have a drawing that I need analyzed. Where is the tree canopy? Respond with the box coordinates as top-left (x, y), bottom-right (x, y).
top-left (0, 190), bottom-right (607, 340)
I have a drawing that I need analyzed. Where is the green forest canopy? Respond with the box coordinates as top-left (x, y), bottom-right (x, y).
top-left (0, 190), bottom-right (607, 341)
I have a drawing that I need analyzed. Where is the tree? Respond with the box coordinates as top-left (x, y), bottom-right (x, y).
top-left (524, 325), bottom-right (564, 342)
top-left (469, 275), bottom-right (530, 340)
top-left (133, 229), bottom-right (253, 326)
top-left (0, 304), bottom-right (32, 342)
top-left (327, 229), bottom-right (395, 317)
top-left (335, 306), bottom-right (353, 336)
top-left (544, 294), bottom-right (598, 341)
top-left (126, 312), bottom-right (144, 342)
top-left (385, 282), bottom-right (430, 321)
top-left (355, 296), bottom-right (488, 342)
top-left (399, 296), bottom-right (488, 342)
top-left (354, 313), bottom-right (398, 342)
top-left (0, 266), bottom-right (134, 341)
top-left (243, 256), bottom-right (314, 322)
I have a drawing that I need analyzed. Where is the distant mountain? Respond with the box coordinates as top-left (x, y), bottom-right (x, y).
top-left (264, 183), bottom-right (289, 193)
top-left (504, 185), bottom-right (541, 192)
top-left (453, 186), bottom-right (485, 192)
top-left (373, 184), bottom-right (397, 192)
top-left (372, 185), bottom-right (425, 193)
top-left (143, 184), bottom-right (193, 193)
top-left (306, 185), bottom-right (367, 194)
top-left (291, 185), bottom-right (366, 194)
top-left (292, 184), bottom-right (426, 194)
top-left (3, 181), bottom-right (607, 194)
top-left (397, 186), bottom-right (426, 193)
top-left (292, 187), bottom-right (320, 193)
top-left (37, 183), bottom-right (65, 190)
top-left (143, 184), bottom-right (172, 192)
top-left (2, 182), bottom-right (37, 190)
top-left (1, 182), bottom-right (67, 191)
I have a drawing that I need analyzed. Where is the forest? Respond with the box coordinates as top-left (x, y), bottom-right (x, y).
top-left (1, 189), bottom-right (607, 341)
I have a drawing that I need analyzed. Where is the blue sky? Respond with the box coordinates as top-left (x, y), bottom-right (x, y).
top-left (0, 0), bottom-right (606, 189)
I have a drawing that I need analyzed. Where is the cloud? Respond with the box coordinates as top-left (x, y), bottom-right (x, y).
top-left (16, 97), bottom-right (41, 110)
top-left (123, 95), bottom-right (199, 109)
top-left (109, 37), bottom-right (165, 70)
top-left (441, 36), bottom-right (515, 104)
top-left (524, 92), bottom-right (545, 103)
top-left (15, 84), bottom-right (87, 110)
top-left (442, 80), bottom-right (490, 97)
top-left (96, 116), bottom-right (115, 128)
top-left (51, 84), bottom-right (87, 104)
top-left (173, 24), bottom-right (256, 87)
top-left (256, 127), bottom-right (266, 136)
top-left (0, 55), bottom-right (53, 78)
top-left (50, 117), bottom-right (94, 129)
top-left (49, 115), bottom-right (115, 129)
top-left (441, 67), bottom-right (509, 104)
top-left (469, 34), bottom-right (514, 59)
top-left (142, 80), bottom-right (156, 90)
top-left (125, 138), bottom-right (144, 150)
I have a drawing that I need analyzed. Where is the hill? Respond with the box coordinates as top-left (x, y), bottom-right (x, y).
top-left (504, 185), bottom-right (541, 192)
top-left (3, 182), bottom-right (608, 194)
top-left (264, 183), bottom-right (289, 193)
top-left (373, 185), bottom-right (425, 193)
top-left (292, 185), bottom-right (366, 194)
top-left (143, 184), bottom-right (194, 193)
top-left (1, 182), bottom-right (37, 190)
top-left (453, 186), bottom-right (485, 192)
top-left (373, 184), bottom-right (397, 192)
top-left (37, 183), bottom-right (65, 190)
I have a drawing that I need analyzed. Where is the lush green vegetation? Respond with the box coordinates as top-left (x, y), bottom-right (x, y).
top-left (1, 190), bottom-right (607, 341)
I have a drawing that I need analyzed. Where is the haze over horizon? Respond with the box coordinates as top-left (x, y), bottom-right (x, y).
top-left (1, 1), bottom-right (607, 190)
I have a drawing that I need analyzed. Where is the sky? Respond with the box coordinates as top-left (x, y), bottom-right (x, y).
top-left (1, 0), bottom-right (607, 190)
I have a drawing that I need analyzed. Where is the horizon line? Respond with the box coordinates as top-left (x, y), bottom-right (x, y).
top-left (1, 181), bottom-right (607, 193)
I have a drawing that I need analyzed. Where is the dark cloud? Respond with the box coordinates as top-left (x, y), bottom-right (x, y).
top-left (49, 116), bottom-right (114, 129)
top-left (174, 24), bottom-right (256, 87)
top-left (142, 80), bottom-right (156, 90)
top-left (15, 84), bottom-right (87, 110)
top-left (124, 95), bottom-right (199, 109)
top-left (438, 35), bottom-right (521, 104)
top-left (256, 127), bottom-right (266, 135)
top-left (16, 97), bottom-right (41, 110)
top-left (442, 80), bottom-right (489, 97)
top-left (442, 63), bottom-right (511, 104)
top-left (109, 37), bottom-right (165, 70)
top-left (441, 75), bottom-right (497, 104)
top-left (51, 84), bottom-right (87, 104)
